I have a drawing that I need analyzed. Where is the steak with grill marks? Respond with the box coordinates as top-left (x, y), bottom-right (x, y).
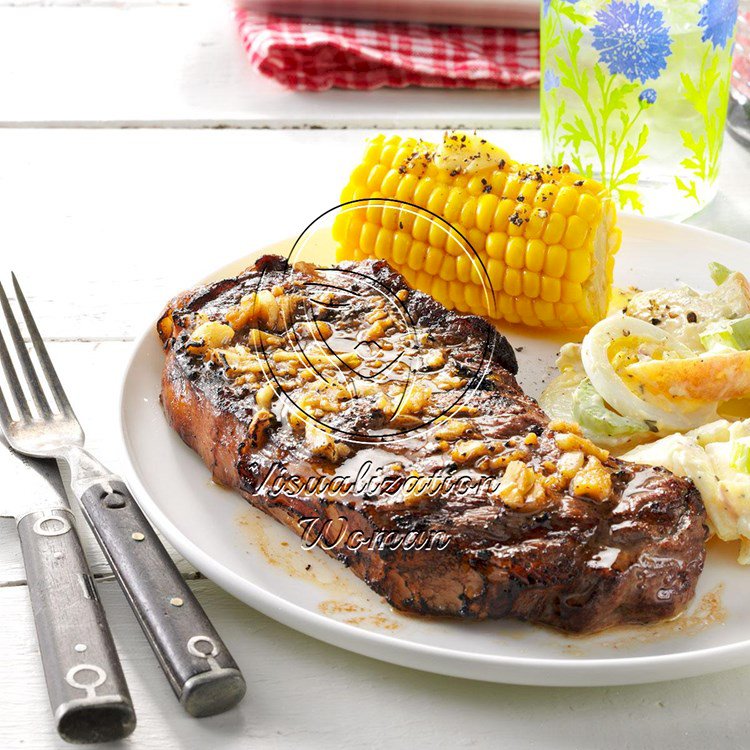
top-left (157, 255), bottom-right (707, 633)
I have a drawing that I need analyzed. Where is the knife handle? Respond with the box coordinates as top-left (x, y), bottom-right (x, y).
top-left (77, 479), bottom-right (246, 717)
top-left (17, 508), bottom-right (136, 743)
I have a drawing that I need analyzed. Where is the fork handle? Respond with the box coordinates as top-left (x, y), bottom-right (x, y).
top-left (17, 508), bottom-right (136, 743)
top-left (77, 479), bottom-right (246, 717)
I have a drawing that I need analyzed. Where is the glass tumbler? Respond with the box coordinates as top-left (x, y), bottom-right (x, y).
top-left (541, 0), bottom-right (739, 221)
top-left (728, 1), bottom-right (750, 147)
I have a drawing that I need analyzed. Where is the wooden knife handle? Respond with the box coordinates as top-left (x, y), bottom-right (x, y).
top-left (77, 479), bottom-right (246, 717)
top-left (17, 508), bottom-right (136, 743)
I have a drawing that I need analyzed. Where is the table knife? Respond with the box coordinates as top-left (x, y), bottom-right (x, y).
top-left (0, 444), bottom-right (135, 743)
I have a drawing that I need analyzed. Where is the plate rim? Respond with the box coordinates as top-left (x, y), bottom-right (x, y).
top-left (118, 214), bottom-right (750, 687)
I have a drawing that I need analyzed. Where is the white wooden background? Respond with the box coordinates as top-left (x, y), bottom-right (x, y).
top-left (2, 1), bottom-right (750, 748)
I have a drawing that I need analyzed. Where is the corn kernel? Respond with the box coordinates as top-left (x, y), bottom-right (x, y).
top-left (412, 214), bottom-right (432, 243)
top-left (413, 179), bottom-right (435, 206)
top-left (476, 194), bottom-right (498, 233)
top-left (502, 174), bottom-right (523, 200)
top-left (541, 276), bottom-right (561, 303)
top-left (424, 246), bottom-right (443, 275)
top-left (428, 221), bottom-right (447, 250)
top-left (561, 279), bottom-right (583, 303)
top-left (565, 250), bottom-right (592, 283)
top-left (523, 270), bottom-right (540, 298)
top-left (486, 231), bottom-right (508, 260)
top-left (525, 238), bottom-right (546, 273)
top-left (445, 232), bottom-right (465, 257)
top-left (504, 268), bottom-right (522, 297)
top-left (439, 255), bottom-right (457, 282)
top-left (506, 236), bottom-right (526, 269)
top-left (381, 204), bottom-right (401, 230)
top-left (380, 169), bottom-right (401, 198)
top-left (465, 283), bottom-right (483, 310)
top-left (491, 171), bottom-right (507, 194)
top-left (468, 227), bottom-right (487, 254)
top-left (456, 254), bottom-right (473, 283)
top-left (394, 173), bottom-right (418, 201)
top-left (515, 296), bottom-right (536, 323)
top-left (367, 163), bottom-right (389, 191)
top-left (460, 197), bottom-right (477, 229)
top-left (542, 213), bottom-right (566, 245)
top-left (563, 215), bottom-right (589, 250)
top-left (576, 193), bottom-right (601, 224)
top-left (534, 299), bottom-right (555, 320)
top-left (427, 184), bottom-right (450, 215)
top-left (415, 270), bottom-right (433, 294)
top-left (374, 227), bottom-right (393, 260)
top-left (554, 186), bottom-right (579, 216)
top-left (407, 241), bottom-right (428, 271)
top-left (544, 244), bottom-right (567, 278)
top-left (524, 209), bottom-right (546, 240)
top-left (443, 188), bottom-right (466, 223)
top-left (487, 258), bottom-right (505, 289)
top-left (360, 222), bottom-right (378, 254)
top-left (392, 231), bottom-right (410, 265)
top-left (449, 280), bottom-right (466, 305)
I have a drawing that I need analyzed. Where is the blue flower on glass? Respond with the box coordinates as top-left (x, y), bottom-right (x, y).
top-left (544, 69), bottom-right (561, 92)
top-left (638, 87), bottom-right (657, 104)
top-left (592, 1), bottom-right (672, 84)
top-left (698, 0), bottom-right (738, 49)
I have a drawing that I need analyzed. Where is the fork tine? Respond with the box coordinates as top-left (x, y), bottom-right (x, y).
top-left (0, 280), bottom-right (53, 418)
top-left (0, 384), bottom-right (12, 434)
top-left (0, 327), bottom-right (32, 422)
top-left (11, 273), bottom-right (75, 418)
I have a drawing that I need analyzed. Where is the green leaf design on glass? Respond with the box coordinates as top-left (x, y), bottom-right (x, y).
top-left (676, 44), bottom-right (734, 203)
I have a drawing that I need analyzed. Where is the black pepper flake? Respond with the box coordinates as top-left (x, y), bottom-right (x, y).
top-left (450, 169), bottom-right (459, 177)
top-left (573, 180), bottom-right (584, 186)
top-left (686, 311), bottom-right (698, 323)
top-left (482, 184), bottom-right (493, 193)
top-left (498, 159), bottom-right (506, 169)
top-left (481, 178), bottom-right (487, 185)
top-left (515, 346), bottom-right (524, 352)
top-left (509, 213), bottom-right (524, 226)
top-left (517, 196), bottom-right (525, 202)
top-left (399, 221), bottom-right (403, 229)
top-left (650, 318), bottom-right (661, 326)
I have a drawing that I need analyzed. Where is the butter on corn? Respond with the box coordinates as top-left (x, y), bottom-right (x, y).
top-left (333, 132), bottom-right (621, 329)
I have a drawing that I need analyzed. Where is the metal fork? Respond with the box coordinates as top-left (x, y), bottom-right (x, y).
top-left (0, 275), bottom-right (246, 718)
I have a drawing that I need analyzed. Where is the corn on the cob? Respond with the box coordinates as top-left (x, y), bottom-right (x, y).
top-left (333, 133), bottom-right (621, 329)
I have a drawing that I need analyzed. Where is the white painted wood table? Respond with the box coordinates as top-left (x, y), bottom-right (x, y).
top-left (1, 2), bottom-right (750, 748)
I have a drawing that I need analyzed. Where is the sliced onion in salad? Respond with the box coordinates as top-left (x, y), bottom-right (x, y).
top-left (580, 315), bottom-right (717, 432)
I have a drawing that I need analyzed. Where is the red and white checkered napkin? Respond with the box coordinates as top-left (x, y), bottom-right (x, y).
top-left (235, 11), bottom-right (540, 92)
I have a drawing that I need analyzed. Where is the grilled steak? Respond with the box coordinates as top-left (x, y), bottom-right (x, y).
top-left (158, 255), bottom-right (707, 633)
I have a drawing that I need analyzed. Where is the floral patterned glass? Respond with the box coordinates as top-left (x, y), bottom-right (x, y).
top-left (541, 0), bottom-right (738, 220)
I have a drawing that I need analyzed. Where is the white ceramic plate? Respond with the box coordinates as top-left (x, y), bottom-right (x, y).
top-left (119, 215), bottom-right (750, 687)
